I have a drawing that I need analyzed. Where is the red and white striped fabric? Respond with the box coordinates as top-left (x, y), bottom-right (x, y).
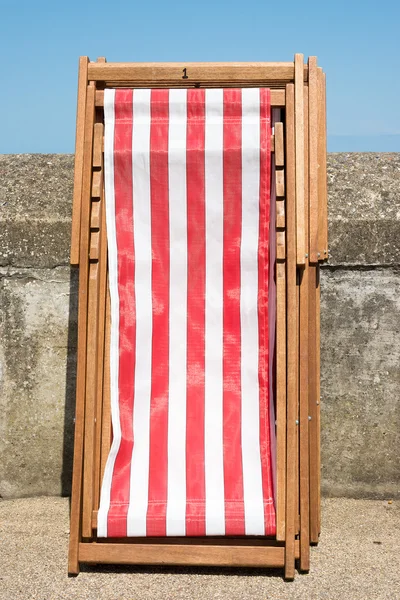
top-left (98, 87), bottom-right (276, 538)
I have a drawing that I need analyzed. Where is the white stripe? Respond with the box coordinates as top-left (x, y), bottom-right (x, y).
top-left (98, 89), bottom-right (120, 537)
top-left (240, 88), bottom-right (265, 535)
top-left (166, 90), bottom-right (188, 536)
top-left (127, 89), bottom-right (153, 537)
top-left (204, 88), bottom-right (225, 535)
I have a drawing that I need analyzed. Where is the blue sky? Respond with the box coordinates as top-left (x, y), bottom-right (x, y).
top-left (1, 0), bottom-right (399, 153)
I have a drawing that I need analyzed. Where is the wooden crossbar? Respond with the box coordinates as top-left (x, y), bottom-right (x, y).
top-left (68, 54), bottom-right (327, 579)
top-left (87, 62), bottom-right (309, 83)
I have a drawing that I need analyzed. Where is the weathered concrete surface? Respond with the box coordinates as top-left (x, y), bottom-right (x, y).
top-left (320, 269), bottom-right (400, 498)
top-left (1, 497), bottom-right (399, 599)
top-left (328, 153), bottom-right (400, 266)
top-left (0, 155), bottom-right (74, 268)
top-left (0, 153), bottom-right (400, 499)
top-left (0, 267), bottom-right (77, 497)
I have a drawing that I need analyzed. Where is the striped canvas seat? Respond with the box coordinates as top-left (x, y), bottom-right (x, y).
top-left (98, 88), bottom-right (276, 538)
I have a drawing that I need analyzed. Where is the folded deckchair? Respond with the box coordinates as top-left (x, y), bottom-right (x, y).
top-left (68, 55), bottom-right (327, 580)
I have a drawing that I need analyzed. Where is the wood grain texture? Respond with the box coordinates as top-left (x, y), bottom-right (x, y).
top-left (91, 170), bottom-right (102, 198)
top-left (89, 230), bottom-right (100, 260)
top-left (276, 230), bottom-right (286, 260)
top-left (70, 57), bottom-right (89, 266)
top-left (299, 85), bottom-right (310, 572)
top-left (308, 265), bottom-right (319, 544)
top-left (295, 277), bottom-right (300, 538)
top-left (274, 122), bottom-right (284, 166)
top-left (276, 200), bottom-right (285, 229)
top-left (92, 123), bottom-right (104, 168)
top-left (79, 543), bottom-right (286, 568)
top-left (284, 83), bottom-right (297, 581)
top-left (100, 284), bottom-right (112, 486)
top-left (321, 72), bottom-right (328, 258)
top-left (93, 190), bottom-right (108, 512)
top-left (87, 61), bottom-right (307, 83)
top-left (315, 266), bottom-right (322, 535)
top-left (82, 259), bottom-right (101, 537)
top-left (91, 200), bottom-right (101, 230)
top-left (68, 82), bottom-right (96, 575)
top-left (294, 54), bottom-right (305, 266)
top-left (276, 169), bottom-right (285, 197)
top-left (317, 68), bottom-right (328, 260)
top-left (276, 259), bottom-right (286, 540)
top-left (308, 57), bottom-right (319, 263)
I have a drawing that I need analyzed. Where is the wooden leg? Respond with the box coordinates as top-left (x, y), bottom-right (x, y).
top-left (82, 120), bottom-right (106, 538)
top-left (94, 187), bottom-right (108, 512)
top-left (308, 265), bottom-right (319, 544)
top-left (68, 83), bottom-right (96, 575)
top-left (316, 265), bottom-right (322, 536)
top-left (299, 264), bottom-right (310, 570)
top-left (284, 82), bottom-right (297, 581)
top-left (298, 84), bottom-right (310, 572)
top-left (70, 57), bottom-right (89, 266)
top-left (276, 258), bottom-right (286, 541)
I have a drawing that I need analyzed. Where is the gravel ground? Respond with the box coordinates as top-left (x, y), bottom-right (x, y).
top-left (0, 497), bottom-right (399, 600)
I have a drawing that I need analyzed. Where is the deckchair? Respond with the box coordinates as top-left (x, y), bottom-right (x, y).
top-left (68, 54), bottom-right (327, 580)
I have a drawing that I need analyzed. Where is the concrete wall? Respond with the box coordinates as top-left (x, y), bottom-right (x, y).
top-left (0, 153), bottom-right (399, 499)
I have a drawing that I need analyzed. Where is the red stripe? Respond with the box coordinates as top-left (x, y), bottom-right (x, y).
top-left (146, 89), bottom-right (170, 536)
top-left (107, 89), bottom-right (135, 537)
top-left (185, 89), bottom-right (206, 536)
top-left (222, 88), bottom-right (245, 535)
top-left (258, 88), bottom-right (276, 535)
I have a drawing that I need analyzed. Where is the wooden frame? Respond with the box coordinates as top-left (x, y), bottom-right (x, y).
top-left (69, 54), bottom-right (327, 579)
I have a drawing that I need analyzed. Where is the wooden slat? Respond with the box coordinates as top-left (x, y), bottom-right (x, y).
top-left (70, 57), bottom-right (89, 266)
top-left (100, 284), bottom-right (112, 486)
top-left (321, 71), bottom-right (328, 258)
top-left (91, 200), bottom-right (100, 230)
top-left (82, 259), bottom-right (100, 537)
top-left (284, 83), bottom-right (297, 581)
top-left (276, 231), bottom-right (286, 261)
top-left (68, 82), bottom-right (96, 575)
top-left (315, 266), bottom-right (322, 535)
top-left (295, 275), bottom-right (300, 538)
top-left (92, 123), bottom-right (104, 168)
top-left (89, 230), bottom-right (100, 260)
top-left (276, 259), bottom-right (286, 540)
top-left (294, 54), bottom-right (305, 266)
top-left (276, 201), bottom-right (285, 229)
top-left (299, 85), bottom-right (310, 572)
top-left (95, 88), bottom-right (286, 107)
top-left (93, 190), bottom-right (108, 512)
top-left (308, 57), bottom-right (319, 263)
top-left (91, 170), bottom-right (102, 198)
top-left (107, 81), bottom-right (289, 90)
top-left (275, 121), bottom-right (285, 230)
top-left (317, 68), bottom-right (328, 260)
top-left (87, 61), bottom-right (308, 83)
top-left (82, 114), bottom-right (105, 535)
top-left (276, 170), bottom-right (285, 197)
top-left (294, 55), bottom-right (305, 266)
top-left (274, 122), bottom-right (284, 166)
top-left (79, 543), bottom-right (285, 568)
top-left (308, 265), bottom-right (319, 544)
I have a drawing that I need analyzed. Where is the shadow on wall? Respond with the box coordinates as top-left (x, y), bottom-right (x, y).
top-left (61, 267), bottom-right (79, 498)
